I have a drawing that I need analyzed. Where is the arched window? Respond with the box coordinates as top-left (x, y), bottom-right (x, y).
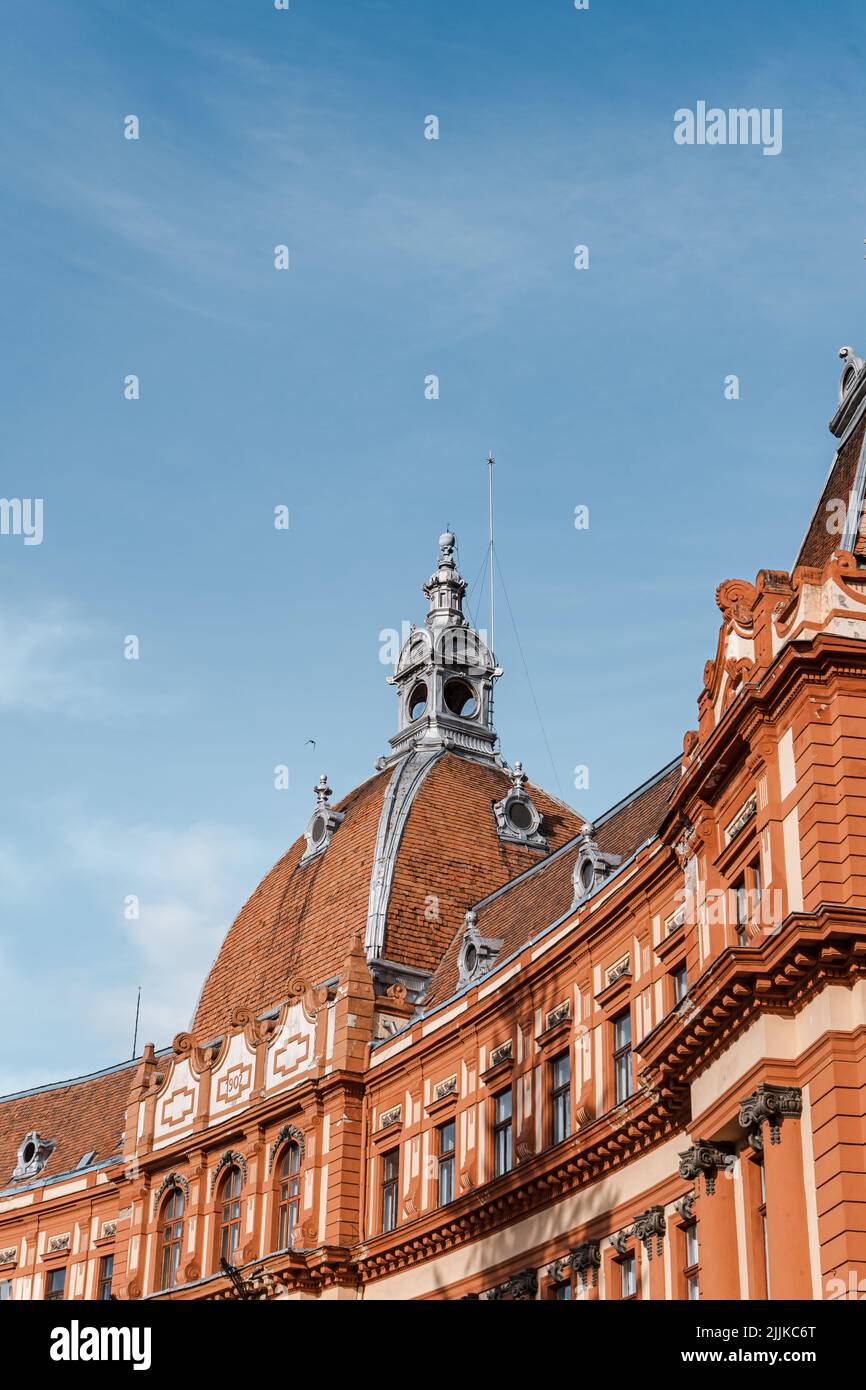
top-left (276, 1142), bottom-right (302, 1250)
top-left (157, 1188), bottom-right (184, 1290)
top-left (218, 1165), bottom-right (243, 1264)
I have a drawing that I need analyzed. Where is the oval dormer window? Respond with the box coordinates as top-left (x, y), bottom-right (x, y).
top-left (444, 678), bottom-right (477, 718)
top-left (507, 800), bottom-right (534, 833)
top-left (463, 942), bottom-right (478, 975)
top-left (580, 858), bottom-right (595, 891)
top-left (408, 683), bottom-right (428, 720)
top-left (310, 814), bottom-right (327, 846)
top-left (842, 365), bottom-right (857, 397)
top-left (21, 1140), bottom-right (36, 1167)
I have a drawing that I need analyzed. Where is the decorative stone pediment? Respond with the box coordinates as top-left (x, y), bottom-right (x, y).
top-left (268, 1124), bottom-right (305, 1174)
top-left (152, 1171), bottom-right (190, 1217)
top-left (210, 1150), bottom-right (247, 1195)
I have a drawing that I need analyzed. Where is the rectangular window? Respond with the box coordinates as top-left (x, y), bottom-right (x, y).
top-left (551, 1052), bottom-right (571, 1145)
top-left (550, 1280), bottom-right (572, 1300)
top-left (0, 1281), bottom-right (11, 1301)
top-left (752, 856), bottom-right (762, 913)
top-left (493, 1089), bottom-right (513, 1177)
top-left (45, 1267), bottom-right (66, 1301)
top-left (734, 874), bottom-right (749, 945)
top-left (619, 1252), bottom-right (637, 1299)
top-left (734, 860), bottom-right (763, 944)
top-left (758, 1159), bottom-right (771, 1299)
top-left (613, 1010), bottom-right (633, 1104)
top-left (683, 1221), bottom-right (699, 1300)
top-left (97, 1254), bottom-right (114, 1301)
top-left (437, 1120), bottom-right (456, 1207)
top-left (672, 962), bottom-right (688, 1005)
top-left (381, 1148), bottom-right (399, 1234)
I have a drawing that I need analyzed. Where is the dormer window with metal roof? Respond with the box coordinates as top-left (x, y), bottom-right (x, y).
top-left (456, 910), bottom-right (503, 986)
top-left (493, 760), bottom-right (547, 850)
top-left (12, 1130), bottom-right (55, 1182)
top-left (571, 824), bottom-right (621, 907)
top-left (299, 774), bottom-right (344, 865)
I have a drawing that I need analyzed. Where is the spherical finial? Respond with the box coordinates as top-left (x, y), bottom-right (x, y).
top-left (439, 530), bottom-right (456, 553)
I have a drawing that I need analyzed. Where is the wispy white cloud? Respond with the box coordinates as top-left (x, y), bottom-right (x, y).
top-left (0, 596), bottom-right (185, 723)
top-left (0, 811), bottom-right (266, 1093)
top-left (0, 601), bottom-right (108, 717)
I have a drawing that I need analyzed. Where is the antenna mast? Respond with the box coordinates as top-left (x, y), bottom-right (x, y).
top-left (131, 985), bottom-right (141, 1059)
top-left (486, 451), bottom-right (495, 652)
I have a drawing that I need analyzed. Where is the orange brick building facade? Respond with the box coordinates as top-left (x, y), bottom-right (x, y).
top-left (3, 353), bottom-right (866, 1304)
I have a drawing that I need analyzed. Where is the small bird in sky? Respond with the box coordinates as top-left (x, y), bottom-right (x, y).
top-left (305, 739), bottom-right (316, 749)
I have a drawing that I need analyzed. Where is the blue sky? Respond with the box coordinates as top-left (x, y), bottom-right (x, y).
top-left (2, 0), bottom-right (865, 1091)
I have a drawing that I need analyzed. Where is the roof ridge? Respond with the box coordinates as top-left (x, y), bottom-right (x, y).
top-left (592, 756), bottom-right (680, 830)
top-left (0, 1049), bottom-right (168, 1105)
top-left (471, 755), bottom-right (679, 918)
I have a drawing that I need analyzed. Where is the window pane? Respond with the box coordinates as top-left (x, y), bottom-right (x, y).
top-left (620, 1254), bottom-right (636, 1298)
top-left (98, 1254), bottom-right (114, 1301)
top-left (551, 1052), bottom-right (571, 1144)
top-left (438, 1154), bottom-right (454, 1207)
top-left (382, 1149), bottom-right (399, 1233)
top-left (614, 1011), bottom-right (631, 1050)
top-left (615, 1051), bottom-right (632, 1103)
top-left (493, 1091), bottom-right (512, 1178)
top-left (685, 1224), bottom-right (699, 1267)
top-left (687, 1274), bottom-right (700, 1300)
top-left (438, 1121), bottom-right (455, 1156)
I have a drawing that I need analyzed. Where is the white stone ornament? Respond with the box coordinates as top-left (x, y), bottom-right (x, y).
top-left (300, 774), bottom-right (344, 865)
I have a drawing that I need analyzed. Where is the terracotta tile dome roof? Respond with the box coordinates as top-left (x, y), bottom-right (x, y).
top-left (191, 752), bottom-right (583, 1042)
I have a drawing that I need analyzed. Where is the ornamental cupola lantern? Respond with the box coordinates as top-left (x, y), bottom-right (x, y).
top-left (387, 532), bottom-right (503, 763)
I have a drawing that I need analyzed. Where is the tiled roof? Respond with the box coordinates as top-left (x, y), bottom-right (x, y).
top-left (384, 756), bottom-right (583, 974)
top-left (192, 769), bottom-right (389, 1041)
top-left (794, 412), bottom-right (866, 571)
top-left (423, 759), bottom-right (680, 1008)
top-left (0, 1060), bottom-right (136, 1191)
top-left (191, 753), bottom-right (583, 1041)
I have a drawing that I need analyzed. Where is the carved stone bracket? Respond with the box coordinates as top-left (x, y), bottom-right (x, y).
top-left (610, 1229), bottom-right (632, 1258)
top-left (678, 1140), bottom-right (735, 1195)
top-left (674, 1191), bottom-right (696, 1223)
top-left (632, 1204), bottom-right (666, 1260)
top-left (739, 1083), bottom-right (802, 1150)
top-left (546, 1257), bottom-right (569, 1285)
top-left (568, 1239), bottom-right (601, 1287)
top-left (487, 1268), bottom-right (537, 1301)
